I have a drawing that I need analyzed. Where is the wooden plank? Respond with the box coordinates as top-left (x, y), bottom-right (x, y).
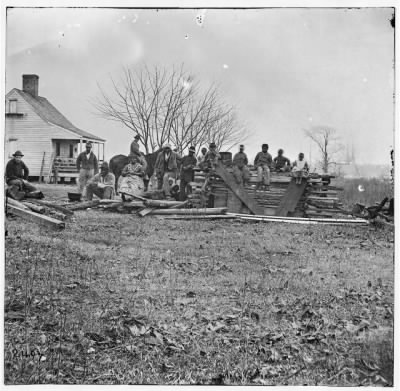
top-left (148, 207), bottom-right (227, 216)
top-left (7, 205), bottom-right (65, 229)
top-left (275, 178), bottom-right (307, 217)
top-left (214, 163), bottom-right (263, 215)
top-left (39, 152), bottom-right (46, 183)
top-left (6, 197), bottom-right (30, 210)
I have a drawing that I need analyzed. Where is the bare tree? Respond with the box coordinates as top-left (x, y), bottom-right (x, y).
top-left (303, 126), bottom-right (343, 173)
top-left (92, 64), bottom-right (247, 155)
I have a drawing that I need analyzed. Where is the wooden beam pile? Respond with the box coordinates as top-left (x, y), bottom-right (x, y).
top-left (190, 167), bottom-right (344, 217)
top-left (303, 177), bottom-right (346, 218)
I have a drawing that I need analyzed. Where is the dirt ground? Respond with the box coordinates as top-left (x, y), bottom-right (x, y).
top-left (4, 184), bottom-right (395, 385)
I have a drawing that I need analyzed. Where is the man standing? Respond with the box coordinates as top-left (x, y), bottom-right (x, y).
top-left (130, 134), bottom-right (141, 156)
top-left (179, 146), bottom-right (197, 201)
top-left (154, 144), bottom-right (179, 197)
top-left (254, 144), bottom-right (273, 190)
top-left (6, 150), bottom-right (39, 199)
top-left (76, 142), bottom-right (98, 196)
top-left (86, 162), bottom-right (115, 200)
top-left (273, 149), bottom-right (291, 172)
top-left (232, 144), bottom-right (250, 186)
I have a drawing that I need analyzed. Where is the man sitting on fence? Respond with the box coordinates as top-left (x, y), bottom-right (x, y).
top-left (86, 162), bottom-right (115, 200)
top-left (76, 142), bottom-right (99, 196)
top-left (6, 150), bottom-right (43, 200)
top-left (273, 149), bottom-right (291, 172)
top-left (202, 142), bottom-right (221, 171)
top-left (197, 147), bottom-right (208, 167)
top-left (232, 144), bottom-right (250, 186)
top-left (254, 144), bottom-right (273, 191)
top-left (291, 152), bottom-right (309, 185)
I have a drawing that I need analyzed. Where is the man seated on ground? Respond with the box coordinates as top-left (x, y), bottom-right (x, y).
top-left (154, 144), bottom-right (179, 198)
top-left (86, 162), bottom-right (116, 200)
top-left (273, 149), bottom-right (291, 172)
top-left (118, 155), bottom-right (145, 201)
top-left (232, 144), bottom-right (250, 186)
top-left (180, 146), bottom-right (197, 201)
top-left (6, 150), bottom-right (42, 200)
top-left (291, 152), bottom-right (309, 185)
top-left (254, 144), bottom-right (273, 190)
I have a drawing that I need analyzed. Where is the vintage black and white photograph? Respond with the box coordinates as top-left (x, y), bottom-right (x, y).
top-left (3, 2), bottom-right (396, 386)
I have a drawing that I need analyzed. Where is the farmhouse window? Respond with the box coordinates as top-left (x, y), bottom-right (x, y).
top-left (56, 142), bottom-right (61, 157)
top-left (9, 100), bottom-right (17, 113)
top-left (69, 144), bottom-right (74, 158)
top-left (6, 99), bottom-right (23, 116)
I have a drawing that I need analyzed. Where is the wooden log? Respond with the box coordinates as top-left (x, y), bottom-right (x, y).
top-left (22, 202), bottom-right (45, 214)
top-left (144, 199), bottom-right (186, 208)
top-left (29, 199), bottom-right (74, 216)
top-left (67, 200), bottom-right (101, 210)
top-left (7, 205), bottom-right (66, 229)
top-left (6, 197), bottom-right (30, 210)
top-left (147, 207), bottom-right (228, 216)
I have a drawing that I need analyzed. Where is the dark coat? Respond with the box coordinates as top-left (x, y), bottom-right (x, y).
top-left (6, 158), bottom-right (29, 184)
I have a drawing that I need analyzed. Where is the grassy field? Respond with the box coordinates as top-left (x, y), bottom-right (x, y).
top-left (336, 177), bottom-right (393, 209)
top-left (4, 184), bottom-right (394, 385)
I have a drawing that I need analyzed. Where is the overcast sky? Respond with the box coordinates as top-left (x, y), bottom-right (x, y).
top-left (5, 7), bottom-right (395, 165)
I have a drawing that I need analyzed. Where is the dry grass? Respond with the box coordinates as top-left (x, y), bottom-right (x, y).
top-left (336, 177), bottom-right (393, 209)
top-left (4, 185), bottom-right (394, 385)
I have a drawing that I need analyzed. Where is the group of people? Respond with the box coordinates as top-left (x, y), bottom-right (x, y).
top-left (5, 137), bottom-right (310, 203)
top-left (232, 144), bottom-right (310, 190)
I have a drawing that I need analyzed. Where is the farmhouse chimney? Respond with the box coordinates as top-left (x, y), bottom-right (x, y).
top-left (22, 74), bottom-right (39, 97)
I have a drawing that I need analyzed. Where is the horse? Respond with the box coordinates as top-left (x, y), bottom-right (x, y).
top-left (109, 150), bottom-right (161, 192)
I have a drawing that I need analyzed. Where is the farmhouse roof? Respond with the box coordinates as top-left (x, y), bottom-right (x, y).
top-left (10, 88), bottom-right (105, 142)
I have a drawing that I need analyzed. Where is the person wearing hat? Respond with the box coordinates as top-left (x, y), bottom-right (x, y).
top-left (154, 143), bottom-right (179, 197)
top-left (76, 141), bottom-right (99, 196)
top-left (179, 146), bottom-right (197, 201)
top-left (202, 142), bottom-right (221, 171)
top-left (232, 144), bottom-right (250, 186)
top-left (130, 134), bottom-right (141, 157)
top-left (254, 144), bottom-right (273, 190)
top-left (273, 149), bottom-right (291, 172)
top-left (86, 161), bottom-right (116, 200)
top-left (6, 150), bottom-right (38, 199)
